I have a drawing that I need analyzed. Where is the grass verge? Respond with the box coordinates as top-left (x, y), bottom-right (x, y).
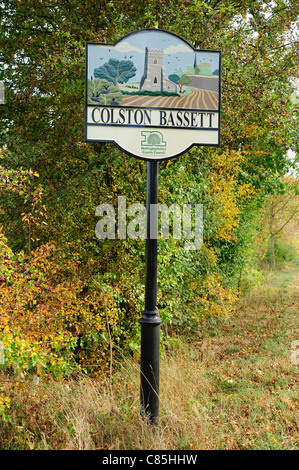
top-left (0, 267), bottom-right (298, 450)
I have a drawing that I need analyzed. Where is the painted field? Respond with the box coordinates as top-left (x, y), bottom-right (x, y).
top-left (120, 87), bottom-right (219, 110)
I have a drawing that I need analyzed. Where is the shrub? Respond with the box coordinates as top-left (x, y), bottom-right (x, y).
top-left (264, 240), bottom-right (298, 268)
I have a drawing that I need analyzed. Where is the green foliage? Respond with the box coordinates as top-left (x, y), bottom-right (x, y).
top-left (0, 0), bottom-right (298, 375)
top-left (265, 240), bottom-right (298, 267)
top-left (0, 389), bottom-right (11, 424)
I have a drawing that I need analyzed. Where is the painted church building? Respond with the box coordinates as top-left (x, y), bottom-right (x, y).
top-left (140, 46), bottom-right (178, 93)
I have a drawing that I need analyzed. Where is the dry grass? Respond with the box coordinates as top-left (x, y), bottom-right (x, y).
top-left (1, 267), bottom-right (298, 450)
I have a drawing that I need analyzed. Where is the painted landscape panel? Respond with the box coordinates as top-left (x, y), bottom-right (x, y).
top-left (86, 30), bottom-right (220, 112)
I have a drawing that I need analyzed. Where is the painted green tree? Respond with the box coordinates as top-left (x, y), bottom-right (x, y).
top-left (94, 59), bottom-right (137, 87)
top-left (168, 73), bottom-right (180, 85)
top-left (178, 73), bottom-right (191, 92)
top-left (88, 78), bottom-right (123, 105)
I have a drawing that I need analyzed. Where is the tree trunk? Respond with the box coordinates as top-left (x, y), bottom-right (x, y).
top-left (268, 233), bottom-right (275, 268)
top-left (267, 201), bottom-right (276, 268)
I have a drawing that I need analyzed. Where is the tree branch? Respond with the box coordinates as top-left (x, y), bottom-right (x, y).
top-left (273, 205), bottom-right (299, 236)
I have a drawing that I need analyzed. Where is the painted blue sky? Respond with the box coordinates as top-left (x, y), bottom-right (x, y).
top-left (87, 30), bottom-right (220, 83)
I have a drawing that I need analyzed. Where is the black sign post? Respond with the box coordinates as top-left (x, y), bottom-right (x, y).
top-left (139, 161), bottom-right (161, 425)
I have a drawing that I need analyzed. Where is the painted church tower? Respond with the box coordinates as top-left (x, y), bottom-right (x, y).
top-left (140, 46), bottom-right (177, 93)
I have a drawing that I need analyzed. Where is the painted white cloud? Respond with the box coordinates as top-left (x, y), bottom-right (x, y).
top-left (164, 44), bottom-right (192, 54)
top-left (115, 42), bottom-right (144, 53)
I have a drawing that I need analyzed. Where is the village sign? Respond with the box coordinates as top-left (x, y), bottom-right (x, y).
top-left (85, 29), bottom-right (221, 160)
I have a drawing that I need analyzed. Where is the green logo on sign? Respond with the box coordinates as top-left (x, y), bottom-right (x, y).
top-left (141, 131), bottom-right (167, 149)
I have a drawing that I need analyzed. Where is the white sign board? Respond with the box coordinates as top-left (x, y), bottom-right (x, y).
top-left (85, 29), bottom-right (221, 160)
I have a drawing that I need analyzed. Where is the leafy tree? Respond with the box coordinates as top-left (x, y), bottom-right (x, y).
top-left (88, 78), bottom-right (123, 105)
top-left (94, 58), bottom-right (137, 87)
top-left (260, 178), bottom-right (299, 267)
top-left (168, 73), bottom-right (180, 84)
top-left (178, 73), bottom-right (191, 92)
top-left (198, 61), bottom-right (212, 75)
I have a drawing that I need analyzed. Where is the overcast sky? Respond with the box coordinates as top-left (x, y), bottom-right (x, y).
top-left (87, 30), bottom-right (220, 83)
